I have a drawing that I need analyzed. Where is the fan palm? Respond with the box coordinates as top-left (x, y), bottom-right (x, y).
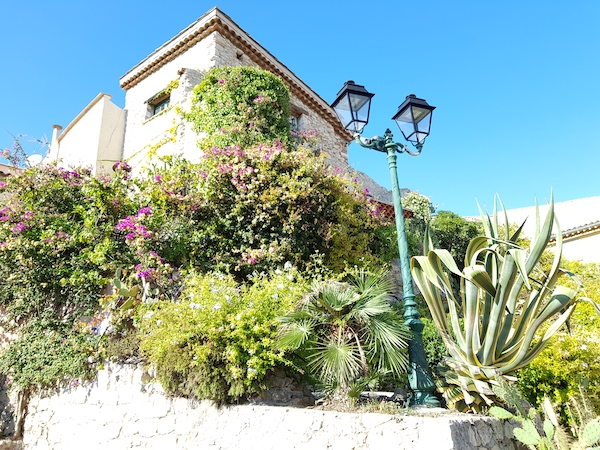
top-left (278, 270), bottom-right (411, 394)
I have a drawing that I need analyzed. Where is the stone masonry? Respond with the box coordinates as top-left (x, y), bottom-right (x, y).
top-left (18, 363), bottom-right (522, 450)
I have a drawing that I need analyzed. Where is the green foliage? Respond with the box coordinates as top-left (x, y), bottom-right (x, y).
top-left (0, 321), bottom-right (96, 389)
top-left (411, 196), bottom-right (586, 412)
top-left (402, 191), bottom-right (435, 256)
top-left (102, 329), bottom-right (141, 364)
top-left (430, 211), bottom-right (482, 271)
top-left (421, 317), bottom-right (450, 377)
top-left (0, 165), bottom-right (135, 325)
top-left (518, 301), bottom-right (600, 421)
top-left (0, 164), bottom-right (137, 390)
top-left (278, 269), bottom-right (411, 397)
top-left (135, 150), bottom-right (386, 278)
top-left (137, 269), bottom-right (307, 405)
top-left (185, 66), bottom-right (291, 149)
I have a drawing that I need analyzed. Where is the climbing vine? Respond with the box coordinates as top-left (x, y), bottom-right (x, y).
top-left (184, 66), bottom-right (291, 149)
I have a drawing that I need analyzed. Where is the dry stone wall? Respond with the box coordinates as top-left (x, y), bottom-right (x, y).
top-left (19, 363), bottom-right (521, 450)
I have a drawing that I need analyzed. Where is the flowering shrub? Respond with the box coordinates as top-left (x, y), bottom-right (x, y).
top-left (0, 165), bottom-right (136, 326)
top-left (137, 268), bottom-right (307, 404)
top-left (0, 164), bottom-right (137, 389)
top-left (134, 148), bottom-right (388, 278)
top-left (185, 66), bottom-right (291, 149)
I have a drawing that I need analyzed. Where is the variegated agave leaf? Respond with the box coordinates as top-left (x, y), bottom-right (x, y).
top-left (412, 194), bottom-right (584, 413)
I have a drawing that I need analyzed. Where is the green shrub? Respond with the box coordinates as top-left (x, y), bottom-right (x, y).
top-left (0, 164), bottom-right (135, 325)
top-left (137, 269), bottom-right (307, 404)
top-left (0, 164), bottom-right (136, 390)
top-left (518, 300), bottom-right (600, 422)
top-left (185, 66), bottom-right (291, 149)
top-left (134, 148), bottom-right (387, 279)
top-left (0, 320), bottom-right (96, 389)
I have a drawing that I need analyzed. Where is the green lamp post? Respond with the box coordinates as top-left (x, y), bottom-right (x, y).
top-left (331, 81), bottom-right (439, 407)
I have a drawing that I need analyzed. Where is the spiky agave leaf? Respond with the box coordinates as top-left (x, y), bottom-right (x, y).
top-left (412, 195), bottom-right (585, 412)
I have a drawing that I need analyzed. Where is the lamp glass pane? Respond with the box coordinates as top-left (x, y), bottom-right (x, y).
top-left (333, 95), bottom-right (353, 129)
top-left (416, 111), bottom-right (432, 133)
top-left (414, 131), bottom-right (428, 144)
top-left (412, 106), bottom-right (431, 124)
top-left (350, 94), bottom-right (370, 123)
top-left (349, 93), bottom-right (370, 112)
top-left (394, 107), bottom-right (416, 140)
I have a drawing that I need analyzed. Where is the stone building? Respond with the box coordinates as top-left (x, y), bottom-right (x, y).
top-left (45, 7), bottom-right (389, 199)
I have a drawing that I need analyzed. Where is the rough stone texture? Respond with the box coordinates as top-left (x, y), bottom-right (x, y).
top-left (21, 363), bottom-right (521, 450)
top-left (119, 28), bottom-right (393, 201)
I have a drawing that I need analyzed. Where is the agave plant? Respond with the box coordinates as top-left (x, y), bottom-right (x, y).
top-left (411, 196), bottom-right (581, 412)
top-left (278, 270), bottom-right (411, 395)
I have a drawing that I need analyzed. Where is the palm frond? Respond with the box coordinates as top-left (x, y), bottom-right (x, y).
top-left (307, 337), bottom-right (362, 388)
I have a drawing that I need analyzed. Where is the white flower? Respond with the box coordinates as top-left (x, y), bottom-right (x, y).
top-left (272, 293), bottom-right (279, 299)
top-left (212, 302), bottom-right (222, 311)
top-left (156, 320), bottom-right (162, 325)
top-left (582, 362), bottom-right (589, 369)
top-left (277, 283), bottom-right (284, 289)
top-left (284, 261), bottom-right (293, 271)
top-left (189, 302), bottom-right (201, 309)
top-left (581, 344), bottom-right (588, 351)
top-left (275, 269), bottom-right (282, 275)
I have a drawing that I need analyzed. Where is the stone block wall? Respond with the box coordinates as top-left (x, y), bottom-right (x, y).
top-left (18, 363), bottom-right (521, 450)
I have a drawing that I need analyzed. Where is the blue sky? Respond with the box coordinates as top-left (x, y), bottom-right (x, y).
top-left (1, 1), bottom-right (598, 216)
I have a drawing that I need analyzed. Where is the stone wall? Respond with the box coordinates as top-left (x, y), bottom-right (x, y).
top-left (18, 363), bottom-right (521, 450)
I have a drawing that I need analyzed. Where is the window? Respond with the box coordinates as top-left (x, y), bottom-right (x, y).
top-left (146, 91), bottom-right (171, 118)
top-left (289, 115), bottom-right (300, 131)
top-left (289, 104), bottom-right (307, 131)
top-left (152, 97), bottom-right (170, 115)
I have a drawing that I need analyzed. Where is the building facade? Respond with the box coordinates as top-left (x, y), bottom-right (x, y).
top-left (45, 7), bottom-right (390, 200)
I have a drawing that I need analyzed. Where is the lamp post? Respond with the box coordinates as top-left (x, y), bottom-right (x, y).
top-left (331, 81), bottom-right (440, 407)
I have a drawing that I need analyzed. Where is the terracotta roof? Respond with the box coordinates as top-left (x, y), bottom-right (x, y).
top-left (552, 220), bottom-right (600, 243)
top-left (119, 7), bottom-right (353, 143)
top-left (489, 196), bottom-right (600, 243)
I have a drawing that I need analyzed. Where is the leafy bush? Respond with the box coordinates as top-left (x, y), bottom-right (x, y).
top-left (133, 148), bottom-right (387, 279)
top-left (0, 320), bottom-right (96, 389)
top-left (0, 164), bottom-right (135, 325)
top-left (518, 295), bottom-right (600, 421)
top-left (0, 164), bottom-right (136, 390)
top-left (137, 269), bottom-right (307, 404)
top-left (430, 211), bottom-right (482, 271)
top-left (185, 66), bottom-right (291, 149)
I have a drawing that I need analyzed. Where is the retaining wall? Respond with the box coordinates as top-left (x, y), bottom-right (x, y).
top-left (15, 363), bottom-right (522, 449)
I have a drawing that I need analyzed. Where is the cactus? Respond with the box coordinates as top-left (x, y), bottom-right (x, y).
top-left (490, 379), bottom-right (600, 450)
top-left (581, 419), bottom-right (600, 448)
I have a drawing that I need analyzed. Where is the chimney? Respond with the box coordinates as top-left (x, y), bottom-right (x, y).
top-left (47, 124), bottom-right (63, 161)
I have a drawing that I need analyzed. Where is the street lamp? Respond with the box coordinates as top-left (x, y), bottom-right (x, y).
top-left (331, 80), bottom-right (439, 407)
